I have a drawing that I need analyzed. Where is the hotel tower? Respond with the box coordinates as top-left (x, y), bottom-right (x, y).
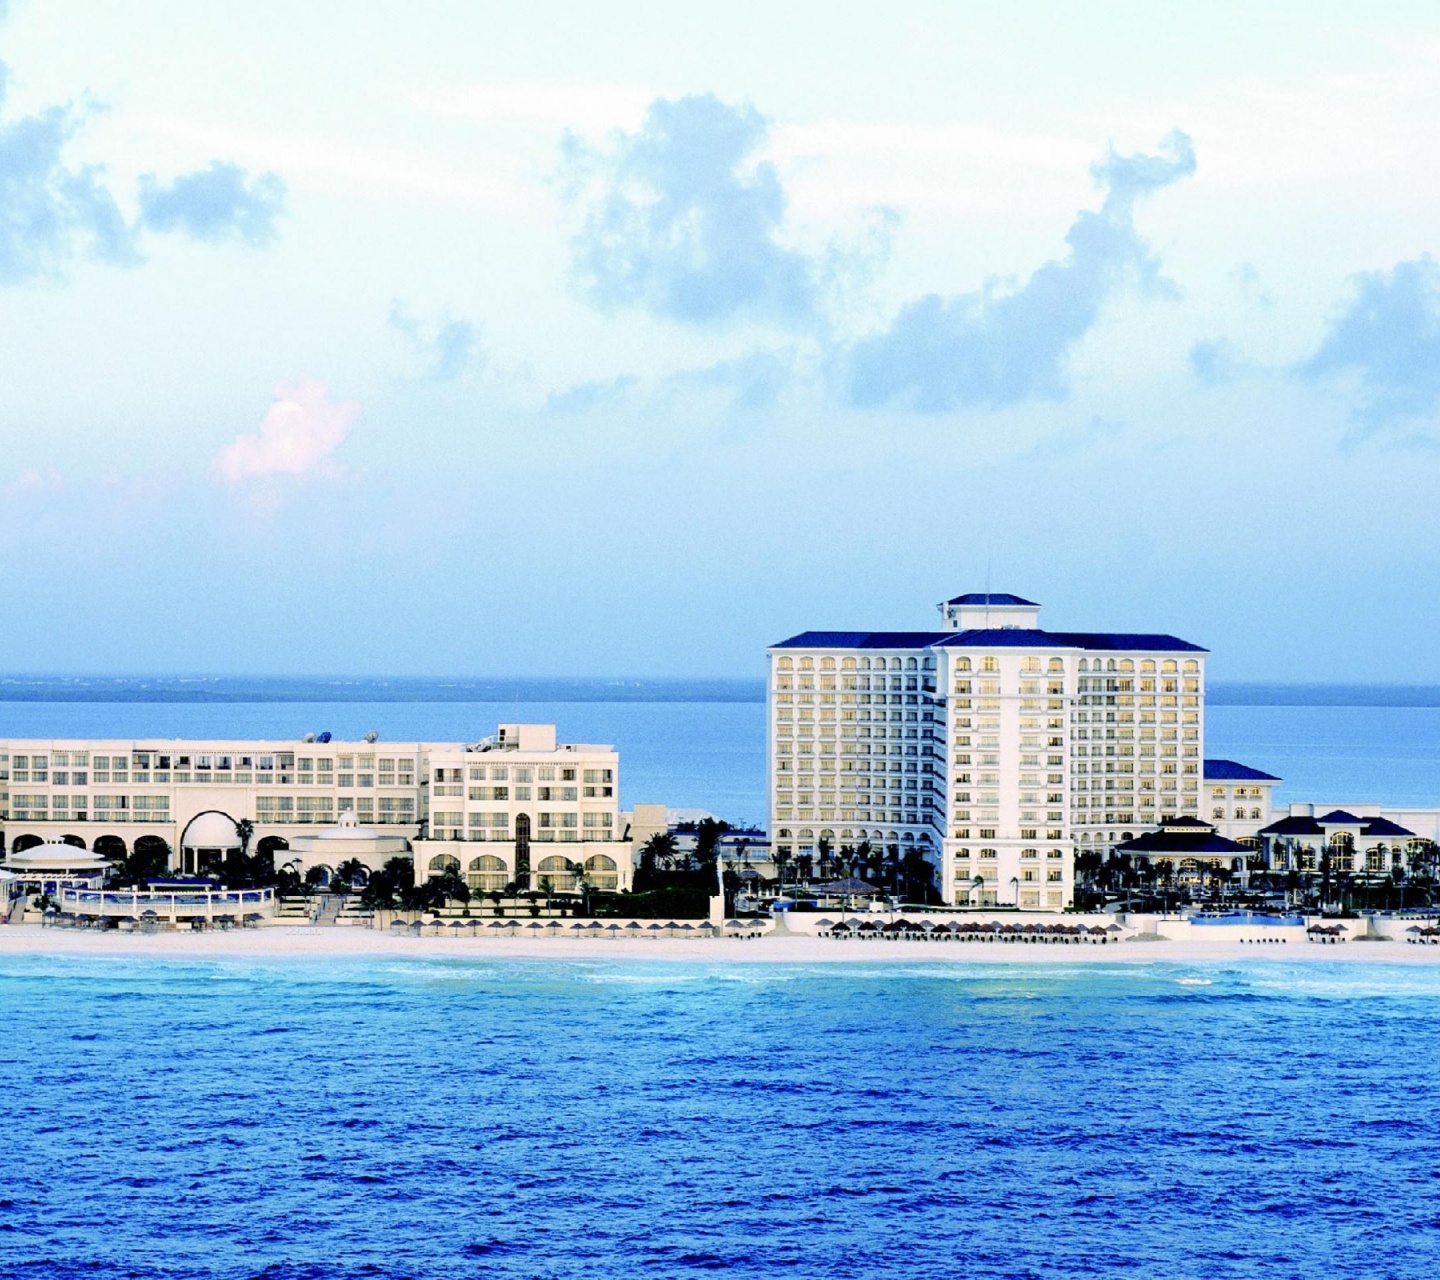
top-left (767, 593), bottom-right (1207, 910)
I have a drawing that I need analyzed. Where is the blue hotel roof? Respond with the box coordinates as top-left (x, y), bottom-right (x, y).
top-left (944, 592), bottom-right (1039, 606)
top-left (771, 628), bottom-right (1206, 652)
top-left (1204, 758), bottom-right (1281, 782)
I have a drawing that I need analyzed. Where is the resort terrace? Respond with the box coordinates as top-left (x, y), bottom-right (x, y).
top-left (55, 885), bottom-right (276, 927)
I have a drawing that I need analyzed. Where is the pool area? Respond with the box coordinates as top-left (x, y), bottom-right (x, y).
top-left (1191, 910), bottom-right (1305, 927)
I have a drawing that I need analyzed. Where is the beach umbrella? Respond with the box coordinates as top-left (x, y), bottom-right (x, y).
top-left (680, 922), bottom-right (695, 932)
top-left (569, 922), bottom-right (586, 932)
top-left (648, 922), bottom-right (665, 933)
top-left (390, 919), bottom-right (407, 931)
top-left (526, 921), bottom-right (544, 931)
top-left (586, 920), bottom-right (604, 931)
top-left (488, 920), bottom-right (506, 930)
top-left (545, 920), bottom-right (561, 935)
top-left (449, 920), bottom-right (467, 931)
top-left (815, 919), bottom-right (835, 929)
top-left (606, 923), bottom-right (622, 936)
top-left (625, 921), bottom-right (643, 932)
top-left (724, 920), bottom-right (746, 931)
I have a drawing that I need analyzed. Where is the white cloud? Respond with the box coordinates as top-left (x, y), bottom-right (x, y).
top-left (414, 81), bottom-right (653, 130)
top-left (213, 376), bottom-right (357, 486)
top-left (3, 467), bottom-right (62, 496)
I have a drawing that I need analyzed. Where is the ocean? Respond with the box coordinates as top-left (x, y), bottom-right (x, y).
top-left (4, 681), bottom-right (1440, 1276)
top-left (2, 954), bottom-right (1439, 1279)
top-left (2, 678), bottom-right (1440, 822)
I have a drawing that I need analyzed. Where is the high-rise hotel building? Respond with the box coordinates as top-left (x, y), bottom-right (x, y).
top-left (768, 594), bottom-right (1207, 910)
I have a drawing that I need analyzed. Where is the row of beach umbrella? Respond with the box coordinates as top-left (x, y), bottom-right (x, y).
top-left (820, 918), bottom-right (1125, 943)
top-left (390, 917), bottom-right (769, 939)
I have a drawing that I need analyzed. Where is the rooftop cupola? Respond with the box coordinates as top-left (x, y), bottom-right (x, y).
top-left (939, 593), bottom-right (1041, 631)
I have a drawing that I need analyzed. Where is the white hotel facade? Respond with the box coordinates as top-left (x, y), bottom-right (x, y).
top-left (0, 723), bottom-right (631, 893)
top-left (768, 594), bottom-right (1208, 910)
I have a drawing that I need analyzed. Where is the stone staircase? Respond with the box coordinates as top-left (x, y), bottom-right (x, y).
top-left (335, 895), bottom-right (374, 927)
top-left (275, 896), bottom-right (319, 924)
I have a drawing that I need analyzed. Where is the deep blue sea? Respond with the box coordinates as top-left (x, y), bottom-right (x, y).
top-left (3, 954), bottom-right (1440, 1279)
top-left (4, 681), bottom-right (1440, 1275)
top-left (3, 677), bottom-right (1440, 820)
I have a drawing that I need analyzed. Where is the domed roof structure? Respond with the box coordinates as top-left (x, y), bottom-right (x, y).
top-left (3, 842), bottom-right (112, 871)
top-left (287, 808), bottom-right (410, 859)
top-left (181, 811), bottom-right (242, 850)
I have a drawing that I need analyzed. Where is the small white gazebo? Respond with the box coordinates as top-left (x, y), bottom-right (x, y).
top-left (179, 811), bottom-right (242, 875)
top-left (2, 842), bottom-right (112, 893)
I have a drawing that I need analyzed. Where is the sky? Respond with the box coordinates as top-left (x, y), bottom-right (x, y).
top-left (2, 0), bottom-right (1440, 681)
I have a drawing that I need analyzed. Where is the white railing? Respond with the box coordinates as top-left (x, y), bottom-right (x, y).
top-left (58, 886), bottom-right (276, 917)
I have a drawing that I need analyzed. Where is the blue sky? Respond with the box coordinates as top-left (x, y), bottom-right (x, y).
top-left (2, 0), bottom-right (1440, 680)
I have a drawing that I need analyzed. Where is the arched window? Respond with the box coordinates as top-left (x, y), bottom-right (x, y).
top-left (428, 853), bottom-right (461, 875)
top-left (905, 657), bottom-right (918, 670)
top-left (1048, 658), bottom-right (1063, 672)
top-left (1162, 660), bottom-right (1178, 673)
top-left (1183, 660), bottom-right (1198, 673)
top-left (841, 657), bottom-right (856, 670)
top-left (1141, 659), bottom-right (1156, 673)
top-left (536, 853), bottom-right (578, 893)
top-left (800, 657), bottom-right (814, 670)
top-left (955, 657), bottom-right (971, 672)
top-left (467, 854), bottom-right (508, 892)
top-left (1119, 659), bottom-right (1134, 672)
top-left (1249, 808), bottom-right (1261, 820)
top-left (1079, 658), bottom-right (1089, 672)
top-left (1106, 659), bottom-right (1117, 672)
top-left (821, 657), bottom-right (836, 670)
top-left (584, 853), bottom-right (618, 890)
top-left (777, 657), bottom-right (793, 670)
top-left (982, 656), bottom-right (998, 673)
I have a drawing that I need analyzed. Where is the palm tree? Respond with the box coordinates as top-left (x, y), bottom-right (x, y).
top-left (641, 832), bottom-right (679, 874)
top-left (566, 860), bottom-right (591, 916)
top-left (773, 844), bottom-right (791, 892)
top-left (817, 837), bottom-right (833, 879)
top-left (335, 858), bottom-right (367, 891)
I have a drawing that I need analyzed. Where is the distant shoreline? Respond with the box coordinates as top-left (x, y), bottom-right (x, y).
top-left (5, 926), bottom-right (1440, 967)
top-left (3, 676), bottom-right (1440, 708)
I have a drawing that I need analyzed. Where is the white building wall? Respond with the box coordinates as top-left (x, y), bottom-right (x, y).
top-left (0, 726), bottom-right (630, 889)
top-left (768, 598), bottom-right (1210, 913)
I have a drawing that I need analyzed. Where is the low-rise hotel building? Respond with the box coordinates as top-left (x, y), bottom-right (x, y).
top-left (1203, 760), bottom-right (1281, 846)
top-left (768, 593), bottom-right (1208, 910)
top-left (0, 723), bottom-right (632, 892)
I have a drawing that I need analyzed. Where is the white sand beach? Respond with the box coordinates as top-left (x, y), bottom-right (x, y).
top-left (4, 925), bottom-right (1440, 966)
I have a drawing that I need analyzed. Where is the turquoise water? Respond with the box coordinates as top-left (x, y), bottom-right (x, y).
top-left (3, 953), bottom-right (1439, 1278)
